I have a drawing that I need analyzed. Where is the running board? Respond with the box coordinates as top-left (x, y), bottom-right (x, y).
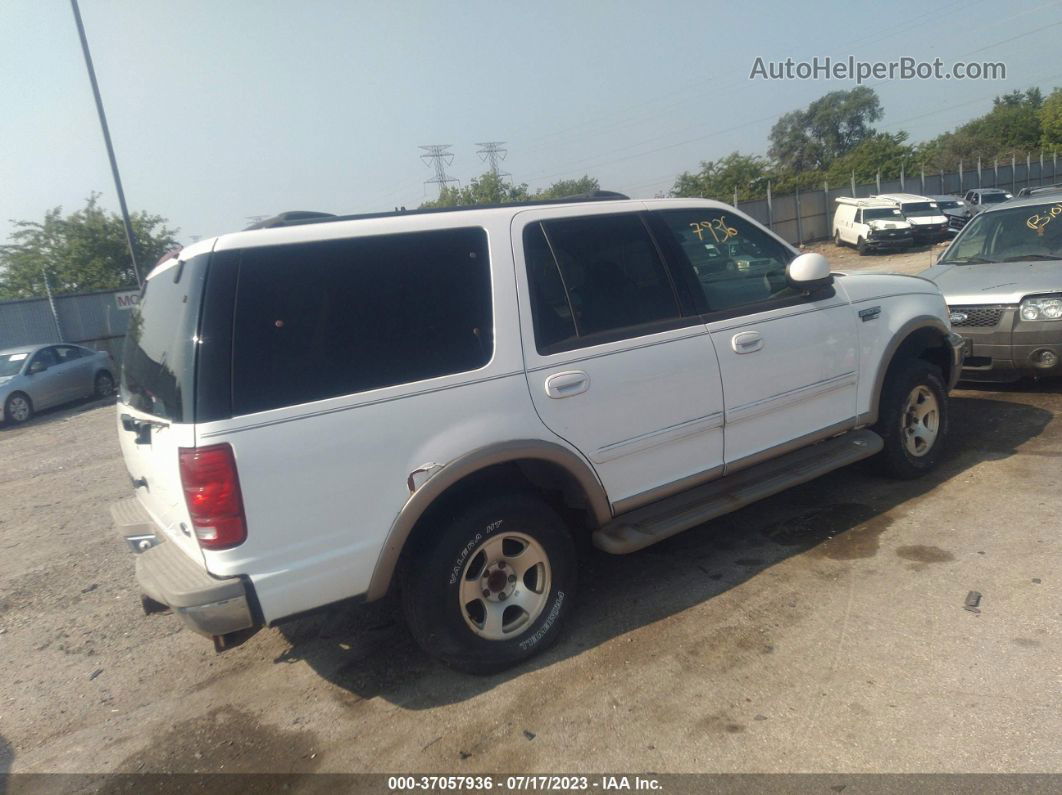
top-left (592, 429), bottom-right (884, 554)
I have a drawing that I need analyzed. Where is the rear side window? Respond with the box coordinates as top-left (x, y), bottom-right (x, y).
top-left (120, 254), bottom-right (208, 423)
top-left (526, 214), bottom-right (681, 353)
top-left (231, 227), bottom-right (492, 415)
top-left (54, 345), bottom-right (84, 362)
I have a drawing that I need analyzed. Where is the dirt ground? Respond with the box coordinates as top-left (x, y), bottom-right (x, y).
top-left (2, 250), bottom-right (1059, 778)
top-left (803, 239), bottom-right (950, 276)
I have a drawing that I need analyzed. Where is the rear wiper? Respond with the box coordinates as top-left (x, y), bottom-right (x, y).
top-left (1001, 254), bottom-right (1062, 262)
top-left (943, 256), bottom-right (998, 264)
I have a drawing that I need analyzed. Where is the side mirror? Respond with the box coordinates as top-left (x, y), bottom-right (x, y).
top-left (786, 252), bottom-right (833, 290)
top-left (28, 362), bottom-right (47, 374)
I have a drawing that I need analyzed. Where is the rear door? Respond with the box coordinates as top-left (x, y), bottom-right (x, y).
top-left (116, 254), bottom-right (210, 562)
top-left (53, 345), bottom-right (91, 399)
top-left (513, 206), bottom-right (725, 511)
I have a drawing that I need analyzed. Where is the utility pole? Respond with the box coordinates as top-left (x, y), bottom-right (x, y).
top-left (475, 141), bottom-right (510, 180)
top-left (419, 145), bottom-right (459, 196)
top-left (70, 0), bottom-right (142, 287)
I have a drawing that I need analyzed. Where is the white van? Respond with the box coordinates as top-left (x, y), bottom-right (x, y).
top-left (873, 193), bottom-right (950, 242)
top-left (833, 197), bottom-right (914, 255)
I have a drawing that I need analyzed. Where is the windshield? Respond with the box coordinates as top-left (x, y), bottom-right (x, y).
top-left (940, 201), bottom-right (1062, 264)
top-left (937, 200), bottom-right (961, 210)
top-left (982, 192), bottom-right (1012, 204)
top-left (0, 352), bottom-right (30, 377)
top-left (901, 202), bottom-right (939, 217)
top-left (864, 207), bottom-right (903, 221)
top-left (119, 254), bottom-right (208, 422)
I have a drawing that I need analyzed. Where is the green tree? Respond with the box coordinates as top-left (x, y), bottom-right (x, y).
top-left (826, 132), bottom-right (918, 184)
top-left (769, 87), bottom-right (883, 172)
top-left (920, 87), bottom-right (1044, 168)
top-left (671, 152), bottom-right (770, 200)
top-left (1039, 87), bottom-right (1062, 149)
top-left (421, 173), bottom-right (602, 208)
top-left (421, 171), bottom-right (532, 208)
top-left (0, 193), bottom-right (178, 300)
top-left (531, 175), bottom-right (600, 200)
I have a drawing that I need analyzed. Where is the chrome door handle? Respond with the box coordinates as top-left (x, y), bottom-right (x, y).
top-left (731, 331), bottom-right (763, 354)
top-left (545, 370), bottom-right (590, 399)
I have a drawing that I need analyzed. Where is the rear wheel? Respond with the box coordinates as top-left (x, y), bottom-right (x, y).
top-left (4, 393), bottom-right (33, 425)
top-left (873, 359), bottom-right (948, 479)
top-left (94, 370), bottom-right (115, 398)
top-left (834, 229), bottom-right (843, 247)
top-left (401, 493), bottom-right (577, 674)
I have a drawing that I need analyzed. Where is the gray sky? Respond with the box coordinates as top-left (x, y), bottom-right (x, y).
top-left (2, 0), bottom-right (1060, 244)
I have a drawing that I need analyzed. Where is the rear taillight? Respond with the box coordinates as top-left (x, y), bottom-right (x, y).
top-left (178, 444), bottom-right (247, 550)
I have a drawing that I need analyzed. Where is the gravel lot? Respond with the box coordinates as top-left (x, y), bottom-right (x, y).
top-left (2, 249), bottom-right (1060, 777)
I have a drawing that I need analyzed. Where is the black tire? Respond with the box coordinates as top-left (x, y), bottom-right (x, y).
top-left (872, 359), bottom-right (948, 479)
top-left (834, 230), bottom-right (843, 247)
top-left (857, 236), bottom-right (869, 256)
top-left (400, 493), bottom-right (577, 675)
top-left (94, 370), bottom-right (115, 398)
top-left (4, 392), bottom-right (33, 425)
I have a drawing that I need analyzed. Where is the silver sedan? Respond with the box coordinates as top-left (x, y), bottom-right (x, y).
top-left (0, 343), bottom-right (116, 425)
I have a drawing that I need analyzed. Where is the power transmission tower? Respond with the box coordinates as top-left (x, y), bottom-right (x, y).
top-left (475, 141), bottom-right (510, 179)
top-left (419, 145), bottom-right (458, 195)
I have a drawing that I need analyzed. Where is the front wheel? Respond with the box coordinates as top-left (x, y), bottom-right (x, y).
top-left (401, 493), bottom-right (577, 674)
top-left (873, 359), bottom-right (948, 479)
top-left (4, 393), bottom-right (33, 425)
top-left (857, 236), bottom-right (869, 256)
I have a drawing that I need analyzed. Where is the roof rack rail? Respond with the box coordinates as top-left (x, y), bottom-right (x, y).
top-left (244, 211), bottom-right (337, 230)
top-left (242, 191), bottom-right (631, 231)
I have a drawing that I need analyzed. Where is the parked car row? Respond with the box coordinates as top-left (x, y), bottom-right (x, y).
top-left (833, 192), bottom-right (952, 253)
top-left (831, 188), bottom-right (1033, 252)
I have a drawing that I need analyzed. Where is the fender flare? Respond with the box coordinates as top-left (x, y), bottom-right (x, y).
top-left (365, 439), bottom-right (611, 601)
top-left (861, 315), bottom-right (951, 426)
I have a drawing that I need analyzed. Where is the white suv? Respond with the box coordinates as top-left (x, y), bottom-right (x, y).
top-left (111, 196), bottom-right (963, 673)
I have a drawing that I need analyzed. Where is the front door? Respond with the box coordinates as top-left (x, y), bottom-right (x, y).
top-left (650, 206), bottom-right (859, 470)
top-left (513, 208), bottom-right (726, 511)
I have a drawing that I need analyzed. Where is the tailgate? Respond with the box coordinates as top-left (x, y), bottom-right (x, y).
top-left (116, 406), bottom-right (205, 564)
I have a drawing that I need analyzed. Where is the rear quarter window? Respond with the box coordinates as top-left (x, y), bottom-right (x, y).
top-left (230, 227), bottom-right (492, 415)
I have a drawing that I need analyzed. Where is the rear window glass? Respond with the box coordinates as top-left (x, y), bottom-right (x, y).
top-left (120, 254), bottom-right (208, 422)
top-left (231, 227), bottom-right (492, 415)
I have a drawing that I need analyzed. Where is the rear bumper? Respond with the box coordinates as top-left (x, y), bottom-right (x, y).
top-left (111, 498), bottom-right (257, 637)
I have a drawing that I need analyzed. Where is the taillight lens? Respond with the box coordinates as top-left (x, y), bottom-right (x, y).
top-left (178, 444), bottom-right (247, 550)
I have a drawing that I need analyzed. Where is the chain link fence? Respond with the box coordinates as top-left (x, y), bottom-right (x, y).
top-left (733, 153), bottom-right (1061, 246)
